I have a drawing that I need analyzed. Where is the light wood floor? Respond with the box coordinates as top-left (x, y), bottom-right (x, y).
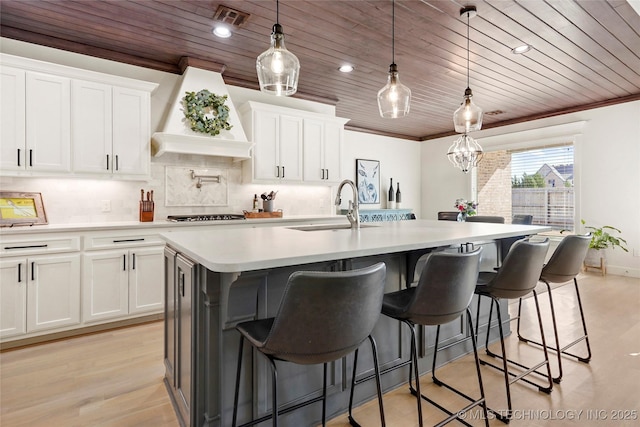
top-left (1, 272), bottom-right (638, 426)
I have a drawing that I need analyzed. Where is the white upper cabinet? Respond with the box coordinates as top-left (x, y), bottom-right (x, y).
top-left (0, 66), bottom-right (71, 173)
top-left (72, 82), bottom-right (150, 177)
top-left (303, 118), bottom-right (345, 184)
top-left (72, 80), bottom-right (113, 173)
top-left (0, 66), bottom-right (26, 171)
top-left (241, 104), bottom-right (303, 183)
top-left (0, 53), bottom-right (157, 179)
top-left (240, 101), bottom-right (348, 185)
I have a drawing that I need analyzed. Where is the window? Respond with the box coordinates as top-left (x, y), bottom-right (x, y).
top-left (477, 144), bottom-right (575, 231)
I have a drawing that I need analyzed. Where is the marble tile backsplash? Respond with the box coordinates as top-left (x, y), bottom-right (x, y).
top-left (0, 153), bottom-right (334, 224)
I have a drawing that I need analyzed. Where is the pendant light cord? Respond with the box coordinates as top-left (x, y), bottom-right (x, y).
top-left (466, 10), bottom-right (470, 88)
top-left (392, 0), bottom-right (396, 64)
top-left (276, 0), bottom-right (280, 25)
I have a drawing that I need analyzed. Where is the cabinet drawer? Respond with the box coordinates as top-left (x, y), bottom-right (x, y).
top-left (0, 236), bottom-right (80, 257)
top-left (84, 233), bottom-right (163, 250)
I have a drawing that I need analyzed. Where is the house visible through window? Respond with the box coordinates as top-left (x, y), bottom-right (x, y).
top-left (476, 144), bottom-right (574, 231)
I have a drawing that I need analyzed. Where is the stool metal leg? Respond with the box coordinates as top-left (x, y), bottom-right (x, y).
top-left (348, 335), bottom-right (386, 427)
top-left (407, 322), bottom-right (424, 427)
top-left (517, 278), bottom-right (592, 383)
top-left (322, 363), bottom-right (328, 426)
top-left (232, 336), bottom-right (245, 427)
top-left (480, 292), bottom-right (554, 424)
top-left (428, 308), bottom-right (489, 427)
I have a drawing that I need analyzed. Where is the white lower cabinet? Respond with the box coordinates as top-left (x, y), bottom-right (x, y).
top-left (0, 253), bottom-right (80, 339)
top-left (83, 246), bottom-right (164, 323)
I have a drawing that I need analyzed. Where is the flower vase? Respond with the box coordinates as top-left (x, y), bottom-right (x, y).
top-left (457, 212), bottom-right (467, 222)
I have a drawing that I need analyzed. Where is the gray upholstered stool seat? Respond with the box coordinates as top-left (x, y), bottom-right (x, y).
top-left (517, 233), bottom-right (592, 383)
top-left (473, 238), bottom-right (553, 423)
top-left (350, 248), bottom-right (488, 427)
top-left (232, 263), bottom-right (387, 427)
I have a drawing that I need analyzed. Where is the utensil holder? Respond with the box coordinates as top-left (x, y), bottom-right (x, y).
top-left (139, 201), bottom-right (155, 222)
top-left (263, 200), bottom-right (274, 212)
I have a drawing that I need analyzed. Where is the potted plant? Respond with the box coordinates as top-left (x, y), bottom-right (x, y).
top-left (581, 219), bottom-right (628, 269)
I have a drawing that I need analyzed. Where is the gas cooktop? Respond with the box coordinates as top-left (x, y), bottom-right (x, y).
top-left (167, 214), bottom-right (246, 222)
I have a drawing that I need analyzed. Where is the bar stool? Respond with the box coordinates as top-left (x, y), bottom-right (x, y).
top-left (350, 248), bottom-right (488, 427)
top-left (466, 215), bottom-right (505, 223)
top-left (517, 233), bottom-right (592, 383)
top-left (474, 238), bottom-right (553, 423)
top-left (232, 263), bottom-right (387, 427)
top-left (437, 211), bottom-right (459, 221)
top-left (499, 214), bottom-right (533, 264)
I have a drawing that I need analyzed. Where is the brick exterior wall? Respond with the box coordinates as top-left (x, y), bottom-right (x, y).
top-left (477, 150), bottom-right (512, 221)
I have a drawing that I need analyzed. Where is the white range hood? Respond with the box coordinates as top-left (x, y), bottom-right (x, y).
top-left (151, 66), bottom-right (253, 161)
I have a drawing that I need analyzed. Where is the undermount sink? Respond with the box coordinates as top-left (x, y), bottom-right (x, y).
top-left (288, 224), bottom-right (379, 232)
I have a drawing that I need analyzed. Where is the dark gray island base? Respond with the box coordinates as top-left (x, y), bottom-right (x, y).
top-left (161, 221), bottom-right (549, 426)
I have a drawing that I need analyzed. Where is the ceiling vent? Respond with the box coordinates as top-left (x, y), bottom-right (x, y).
top-left (213, 5), bottom-right (250, 28)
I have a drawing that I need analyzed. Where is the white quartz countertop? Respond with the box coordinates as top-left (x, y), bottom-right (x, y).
top-left (0, 214), bottom-right (345, 235)
top-left (161, 220), bottom-right (551, 273)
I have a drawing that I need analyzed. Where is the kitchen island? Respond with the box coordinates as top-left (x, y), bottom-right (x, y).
top-left (161, 219), bottom-right (550, 427)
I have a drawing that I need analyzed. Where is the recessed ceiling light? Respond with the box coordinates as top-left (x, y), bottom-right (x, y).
top-left (213, 26), bottom-right (232, 38)
top-left (511, 44), bottom-right (532, 54)
top-left (339, 65), bottom-right (354, 73)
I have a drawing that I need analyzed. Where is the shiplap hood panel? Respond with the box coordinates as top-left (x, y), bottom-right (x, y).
top-left (151, 66), bottom-right (252, 161)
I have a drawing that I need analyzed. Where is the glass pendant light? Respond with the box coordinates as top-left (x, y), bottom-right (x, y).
top-left (453, 6), bottom-right (483, 133)
top-left (377, 0), bottom-right (411, 118)
top-left (447, 133), bottom-right (484, 173)
top-left (256, 0), bottom-right (300, 96)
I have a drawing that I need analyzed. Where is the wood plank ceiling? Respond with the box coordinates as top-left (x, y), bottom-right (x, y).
top-left (2, 0), bottom-right (639, 141)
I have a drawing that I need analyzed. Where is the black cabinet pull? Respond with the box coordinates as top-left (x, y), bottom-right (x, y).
top-left (179, 271), bottom-right (185, 297)
top-left (18, 263), bottom-right (22, 283)
top-left (275, 165), bottom-right (280, 178)
top-left (321, 169), bottom-right (325, 180)
top-left (31, 262), bottom-right (35, 281)
top-left (113, 238), bottom-right (145, 243)
top-left (123, 254), bottom-right (127, 271)
top-left (282, 166), bottom-right (285, 178)
top-left (115, 155), bottom-right (119, 171)
top-left (106, 154), bottom-right (110, 170)
top-left (4, 244), bottom-right (48, 250)
top-left (17, 148), bottom-right (21, 167)
top-left (132, 253), bottom-right (136, 270)
top-left (326, 169), bottom-right (329, 180)
top-left (29, 149), bottom-right (33, 167)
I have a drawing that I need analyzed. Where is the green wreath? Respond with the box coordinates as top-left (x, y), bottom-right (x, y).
top-left (183, 89), bottom-right (233, 137)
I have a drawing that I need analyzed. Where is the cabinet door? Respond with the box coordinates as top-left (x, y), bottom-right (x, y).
top-left (253, 110), bottom-right (280, 180)
top-left (0, 66), bottom-right (26, 171)
top-left (0, 258), bottom-right (27, 338)
top-left (129, 246), bottom-right (164, 314)
top-left (27, 253), bottom-right (80, 332)
top-left (82, 250), bottom-right (129, 322)
top-left (278, 115), bottom-right (303, 182)
top-left (25, 72), bottom-right (71, 172)
top-left (176, 254), bottom-right (195, 424)
top-left (323, 120), bottom-right (342, 183)
top-left (72, 80), bottom-right (113, 173)
top-left (112, 87), bottom-right (150, 176)
top-left (164, 246), bottom-right (178, 388)
top-left (302, 118), bottom-right (324, 182)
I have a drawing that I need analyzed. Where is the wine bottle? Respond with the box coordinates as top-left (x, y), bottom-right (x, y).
top-left (388, 178), bottom-right (395, 209)
top-left (396, 182), bottom-right (401, 208)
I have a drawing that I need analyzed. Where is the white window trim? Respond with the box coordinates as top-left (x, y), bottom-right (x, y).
top-left (471, 121), bottom-right (586, 228)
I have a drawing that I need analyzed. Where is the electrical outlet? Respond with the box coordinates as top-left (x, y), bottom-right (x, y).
top-left (100, 200), bottom-right (111, 213)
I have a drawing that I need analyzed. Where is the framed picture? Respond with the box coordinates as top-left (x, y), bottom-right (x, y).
top-left (355, 159), bottom-right (380, 204)
top-left (0, 192), bottom-right (48, 227)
